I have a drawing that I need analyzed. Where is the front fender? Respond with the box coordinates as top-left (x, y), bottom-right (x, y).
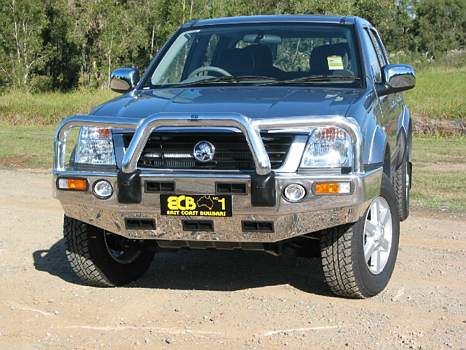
top-left (398, 105), bottom-right (412, 161)
top-left (392, 105), bottom-right (412, 169)
top-left (365, 123), bottom-right (387, 169)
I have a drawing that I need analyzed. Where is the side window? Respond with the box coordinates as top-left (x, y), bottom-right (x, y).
top-left (362, 29), bottom-right (382, 83)
top-left (368, 30), bottom-right (387, 67)
top-left (371, 30), bottom-right (390, 64)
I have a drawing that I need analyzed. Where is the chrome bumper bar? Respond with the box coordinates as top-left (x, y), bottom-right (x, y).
top-left (54, 112), bottom-right (363, 175)
top-left (53, 112), bottom-right (375, 242)
top-left (55, 169), bottom-right (382, 242)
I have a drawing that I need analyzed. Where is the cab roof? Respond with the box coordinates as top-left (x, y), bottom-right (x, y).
top-left (184, 15), bottom-right (369, 28)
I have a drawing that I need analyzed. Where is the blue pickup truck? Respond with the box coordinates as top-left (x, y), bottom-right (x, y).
top-left (53, 15), bottom-right (415, 298)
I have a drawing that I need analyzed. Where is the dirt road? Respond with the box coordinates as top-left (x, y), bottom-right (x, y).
top-left (0, 169), bottom-right (465, 350)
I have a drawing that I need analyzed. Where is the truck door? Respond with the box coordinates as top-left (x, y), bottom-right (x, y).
top-left (361, 27), bottom-right (399, 162)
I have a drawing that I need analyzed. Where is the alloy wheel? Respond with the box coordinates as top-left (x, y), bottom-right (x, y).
top-left (363, 197), bottom-right (393, 274)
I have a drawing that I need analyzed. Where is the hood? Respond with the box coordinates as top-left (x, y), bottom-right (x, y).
top-left (91, 86), bottom-right (363, 121)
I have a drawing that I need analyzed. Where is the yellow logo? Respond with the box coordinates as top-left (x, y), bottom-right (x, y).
top-left (197, 195), bottom-right (214, 210)
top-left (167, 195), bottom-right (196, 210)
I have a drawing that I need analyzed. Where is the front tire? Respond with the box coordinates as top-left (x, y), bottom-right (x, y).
top-left (319, 174), bottom-right (400, 298)
top-left (64, 216), bottom-right (155, 286)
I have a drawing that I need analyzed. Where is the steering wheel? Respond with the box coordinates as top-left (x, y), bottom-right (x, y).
top-left (188, 65), bottom-right (232, 79)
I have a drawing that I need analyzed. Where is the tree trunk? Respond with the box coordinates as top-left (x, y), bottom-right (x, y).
top-left (150, 25), bottom-right (155, 53)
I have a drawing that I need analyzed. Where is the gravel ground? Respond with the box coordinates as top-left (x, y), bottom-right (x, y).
top-left (0, 169), bottom-right (465, 350)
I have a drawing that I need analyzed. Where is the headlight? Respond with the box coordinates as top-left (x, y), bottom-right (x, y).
top-left (300, 127), bottom-right (353, 168)
top-left (74, 127), bottom-right (115, 165)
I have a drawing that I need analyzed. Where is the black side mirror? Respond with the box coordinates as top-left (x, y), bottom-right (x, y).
top-left (110, 67), bottom-right (140, 93)
top-left (377, 64), bottom-right (416, 96)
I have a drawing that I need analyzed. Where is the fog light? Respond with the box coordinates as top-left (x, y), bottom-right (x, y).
top-left (57, 178), bottom-right (88, 191)
top-left (93, 180), bottom-right (113, 199)
top-left (283, 184), bottom-right (306, 202)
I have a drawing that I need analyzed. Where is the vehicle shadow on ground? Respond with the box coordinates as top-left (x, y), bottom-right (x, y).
top-left (33, 239), bottom-right (332, 296)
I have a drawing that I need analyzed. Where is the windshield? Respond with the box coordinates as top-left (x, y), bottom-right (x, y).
top-left (144, 23), bottom-right (361, 88)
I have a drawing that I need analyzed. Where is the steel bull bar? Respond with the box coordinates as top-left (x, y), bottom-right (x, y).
top-left (54, 112), bottom-right (363, 206)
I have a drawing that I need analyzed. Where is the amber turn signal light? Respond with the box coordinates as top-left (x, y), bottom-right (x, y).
top-left (314, 182), bottom-right (351, 195)
top-left (57, 178), bottom-right (88, 191)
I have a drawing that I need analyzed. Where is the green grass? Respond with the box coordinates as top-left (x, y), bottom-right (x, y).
top-left (411, 171), bottom-right (466, 210)
top-left (404, 65), bottom-right (466, 120)
top-left (0, 126), bottom-right (464, 210)
top-left (0, 89), bottom-right (117, 126)
top-left (412, 136), bottom-right (466, 164)
top-left (395, 50), bottom-right (466, 120)
top-left (410, 136), bottom-right (466, 210)
top-left (0, 126), bottom-right (54, 168)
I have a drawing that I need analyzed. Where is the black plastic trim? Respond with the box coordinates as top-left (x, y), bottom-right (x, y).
top-left (216, 182), bottom-right (247, 195)
top-left (251, 173), bottom-right (276, 207)
top-left (117, 170), bottom-right (141, 203)
top-left (125, 218), bottom-right (156, 230)
top-left (242, 221), bottom-right (274, 233)
top-left (145, 181), bottom-right (176, 193)
top-left (182, 220), bottom-right (214, 232)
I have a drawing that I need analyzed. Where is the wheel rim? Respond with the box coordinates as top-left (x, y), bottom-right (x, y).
top-left (363, 197), bottom-right (393, 274)
top-left (103, 231), bottom-right (142, 264)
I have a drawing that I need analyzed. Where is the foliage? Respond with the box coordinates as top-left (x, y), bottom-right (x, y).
top-left (0, 0), bottom-right (464, 92)
top-left (37, 1), bottom-right (80, 91)
top-left (0, 0), bottom-right (48, 87)
top-left (412, 0), bottom-right (466, 58)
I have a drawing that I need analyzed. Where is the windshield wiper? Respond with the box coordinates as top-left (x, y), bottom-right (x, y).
top-left (162, 75), bottom-right (278, 88)
top-left (153, 74), bottom-right (360, 88)
top-left (275, 75), bottom-right (361, 84)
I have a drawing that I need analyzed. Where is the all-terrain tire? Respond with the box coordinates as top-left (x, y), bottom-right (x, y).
top-left (319, 174), bottom-right (400, 298)
top-left (64, 216), bottom-right (155, 287)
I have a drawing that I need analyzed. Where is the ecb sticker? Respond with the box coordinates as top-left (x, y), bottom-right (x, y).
top-left (160, 194), bottom-right (232, 217)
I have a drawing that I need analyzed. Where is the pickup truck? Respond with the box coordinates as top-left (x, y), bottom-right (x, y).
top-left (53, 15), bottom-right (415, 298)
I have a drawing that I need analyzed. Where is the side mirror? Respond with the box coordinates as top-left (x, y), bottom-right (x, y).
top-left (110, 67), bottom-right (140, 93)
top-left (377, 64), bottom-right (416, 96)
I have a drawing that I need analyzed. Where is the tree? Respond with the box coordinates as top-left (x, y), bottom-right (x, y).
top-left (0, 0), bottom-right (48, 88)
top-left (413, 0), bottom-right (466, 57)
top-left (40, 0), bottom-right (80, 91)
top-left (0, 0), bottom-right (462, 92)
top-left (100, 2), bottom-right (148, 87)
